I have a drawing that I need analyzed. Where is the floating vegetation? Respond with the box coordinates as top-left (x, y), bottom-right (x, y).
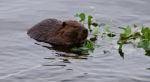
top-left (71, 13), bottom-right (100, 55)
top-left (71, 12), bottom-right (150, 57)
top-left (118, 26), bottom-right (150, 57)
top-left (137, 27), bottom-right (150, 56)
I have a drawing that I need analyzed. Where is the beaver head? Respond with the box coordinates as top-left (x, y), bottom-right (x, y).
top-left (55, 20), bottom-right (88, 46)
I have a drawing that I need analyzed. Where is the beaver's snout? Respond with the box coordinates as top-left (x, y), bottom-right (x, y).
top-left (82, 29), bottom-right (88, 35)
top-left (77, 28), bottom-right (88, 43)
top-left (82, 29), bottom-right (88, 39)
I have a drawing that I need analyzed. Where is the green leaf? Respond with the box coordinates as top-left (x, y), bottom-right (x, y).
top-left (83, 40), bottom-right (94, 50)
top-left (88, 15), bottom-right (93, 25)
top-left (72, 13), bottom-right (101, 55)
top-left (88, 15), bottom-right (93, 31)
top-left (92, 22), bottom-right (98, 27)
top-left (107, 32), bottom-right (116, 37)
top-left (79, 13), bottom-right (86, 22)
top-left (124, 26), bottom-right (132, 36)
top-left (141, 27), bottom-right (150, 40)
top-left (137, 40), bottom-right (150, 50)
top-left (118, 43), bottom-right (124, 58)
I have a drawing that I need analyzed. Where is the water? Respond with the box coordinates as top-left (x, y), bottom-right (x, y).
top-left (0, 0), bottom-right (150, 82)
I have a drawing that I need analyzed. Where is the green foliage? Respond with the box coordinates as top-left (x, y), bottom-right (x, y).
top-left (88, 15), bottom-right (93, 31)
top-left (118, 43), bottom-right (124, 58)
top-left (118, 26), bottom-right (150, 56)
top-left (137, 27), bottom-right (150, 55)
top-left (117, 26), bottom-right (134, 58)
top-left (138, 38), bottom-right (150, 50)
top-left (107, 33), bottom-right (116, 37)
top-left (76, 13), bottom-right (99, 32)
top-left (72, 13), bottom-right (100, 54)
top-left (118, 26), bottom-right (132, 43)
top-left (71, 40), bottom-right (95, 55)
top-left (83, 40), bottom-right (95, 50)
top-left (79, 13), bottom-right (86, 22)
top-left (141, 27), bottom-right (150, 40)
top-left (74, 12), bottom-right (150, 57)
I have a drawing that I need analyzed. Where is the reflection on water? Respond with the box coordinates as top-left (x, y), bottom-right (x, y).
top-left (1, 0), bottom-right (150, 82)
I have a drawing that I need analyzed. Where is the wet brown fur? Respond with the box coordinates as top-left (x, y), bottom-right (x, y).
top-left (27, 19), bottom-right (88, 46)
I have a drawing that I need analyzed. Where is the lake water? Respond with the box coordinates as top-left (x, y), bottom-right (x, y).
top-left (0, 0), bottom-right (150, 82)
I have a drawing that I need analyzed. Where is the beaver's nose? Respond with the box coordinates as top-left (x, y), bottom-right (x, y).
top-left (82, 29), bottom-right (88, 34)
top-left (81, 29), bottom-right (88, 40)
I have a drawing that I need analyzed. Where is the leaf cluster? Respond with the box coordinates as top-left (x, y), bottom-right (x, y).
top-left (71, 13), bottom-right (100, 54)
top-left (118, 26), bottom-right (150, 56)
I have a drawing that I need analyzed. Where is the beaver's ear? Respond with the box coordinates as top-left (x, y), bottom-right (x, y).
top-left (62, 22), bottom-right (66, 27)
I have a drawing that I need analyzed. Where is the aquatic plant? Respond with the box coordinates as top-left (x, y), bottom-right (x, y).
top-left (71, 13), bottom-right (100, 54)
top-left (72, 12), bottom-right (150, 57)
top-left (118, 25), bottom-right (150, 56)
top-left (117, 26), bottom-right (134, 58)
top-left (137, 27), bottom-right (150, 56)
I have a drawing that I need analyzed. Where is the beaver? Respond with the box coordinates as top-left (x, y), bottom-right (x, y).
top-left (27, 19), bottom-right (88, 46)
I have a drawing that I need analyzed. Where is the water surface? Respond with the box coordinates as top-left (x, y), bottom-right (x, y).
top-left (0, 0), bottom-right (150, 82)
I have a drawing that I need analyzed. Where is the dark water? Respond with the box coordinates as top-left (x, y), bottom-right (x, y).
top-left (0, 0), bottom-right (150, 82)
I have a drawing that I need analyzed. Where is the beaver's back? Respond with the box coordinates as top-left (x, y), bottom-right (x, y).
top-left (27, 19), bottom-right (62, 42)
